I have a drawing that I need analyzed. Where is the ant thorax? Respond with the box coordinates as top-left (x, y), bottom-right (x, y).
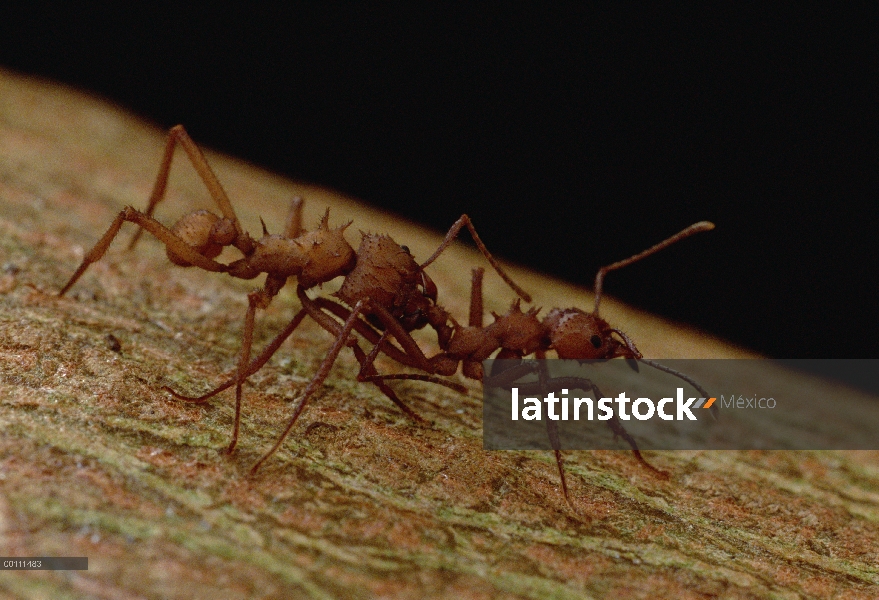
top-left (248, 223), bottom-right (355, 287)
top-left (446, 300), bottom-right (542, 360)
top-left (485, 300), bottom-right (543, 357)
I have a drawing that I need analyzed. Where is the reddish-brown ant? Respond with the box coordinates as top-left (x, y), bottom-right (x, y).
top-left (223, 221), bottom-right (713, 480)
top-left (290, 221), bottom-right (715, 507)
top-left (58, 125), bottom-right (531, 459)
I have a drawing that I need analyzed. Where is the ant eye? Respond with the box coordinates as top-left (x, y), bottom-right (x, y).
top-left (590, 335), bottom-right (602, 348)
top-left (400, 245), bottom-right (410, 254)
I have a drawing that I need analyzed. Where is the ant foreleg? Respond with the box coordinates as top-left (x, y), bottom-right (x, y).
top-left (301, 288), bottom-right (433, 372)
top-left (128, 125), bottom-right (247, 251)
top-left (299, 290), bottom-right (427, 417)
top-left (362, 301), bottom-right (439, 370)
top-left (305, 293), bottom-right (461, 416)
top-left (534, 361), bottom-right (578, 516)
top-left (312, 297), bottom-right (414, 366)
top-left (419, 215), bottom-right (532, 302)
top-left (540, 374), bottom-right (668, 480)
top-left (358, 372), bottom-right (467, 393)
top-left (250, 300), bottom-right (365, 474)
top-left (59, 206), bottom-right (228, 295)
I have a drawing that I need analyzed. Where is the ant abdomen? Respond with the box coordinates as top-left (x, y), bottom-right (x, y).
top-left (166, 209), bottom-right (236, 266)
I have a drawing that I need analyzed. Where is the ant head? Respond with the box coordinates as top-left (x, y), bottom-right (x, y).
top-left (167, 210), bottom-right (238, 266)
top-left (541, 308), bottom-right (641, 360)
top-left (336, 233), bottom-right (420, 310)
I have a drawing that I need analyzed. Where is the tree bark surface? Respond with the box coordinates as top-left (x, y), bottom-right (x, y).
top-left (1, 68), bottom-right (877, 599)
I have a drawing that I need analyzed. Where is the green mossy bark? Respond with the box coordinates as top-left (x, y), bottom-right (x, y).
top-left (1, 68), bottom-right (878, 599)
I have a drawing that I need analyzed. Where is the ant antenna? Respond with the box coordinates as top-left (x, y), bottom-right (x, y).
top-left (639, 358), bottom-right (717, 419)
top-left (593, 221), bottom-right (714, 315)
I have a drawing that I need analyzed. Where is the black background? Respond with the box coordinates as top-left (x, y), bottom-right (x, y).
top-left (1, 5), bottom-right (876, 360)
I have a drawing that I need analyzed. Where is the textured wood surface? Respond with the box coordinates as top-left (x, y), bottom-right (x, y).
top-left (1, 67), bottom-right (878, 599)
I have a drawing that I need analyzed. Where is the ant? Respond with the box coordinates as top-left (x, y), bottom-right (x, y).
top-left (222, 219), bottom-right (714, 480)
top-left (293, 221), bottom-right (715, 508)
top-left (58, 125), bottom-right (531, 461)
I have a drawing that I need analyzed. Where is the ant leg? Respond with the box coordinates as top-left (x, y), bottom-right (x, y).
top-left (164, 308), bottom-right (308, 403)
top-left (283, 196), bottom-right (304, 238)
top-left (312, 297), bottom-right (423, 367)
top-left (540, 398), bottom-right (570, 502)
top-left (553, 449), bottom-right (573, 510)
top-left (348, 341), bottom-right (430, 422)
top-left (483, 360), bottom-right (541, 388)
top-left (224, 290), bottom-right (260, 454)
top-left (565, 373), bottom-right (666, 478)
top-left (299, 287), bottom-right (432, 372)
top-left (363, 302), bottom-right (438, 370)
top-left (549, 374), bottom-right (668, 480)
top-left (59, 207), bottom-right (228, 295)
top-left (250, 301), bottom-right (365, 474)
top-left (359, 372), bottom-right (467, 393)
top-left (315, 297), bottom-right (461, 381)
top-left (355, 332), bottom-right (467, 394)
top-left (226, 275), bottom-right (288, 454)
top-left (297, 289), bottom-right (428, 417)
top-left (307, 294), bottom-right (464, 413)
top-left (295, 287), bottom-right (360, 348)
top-left (128, 125), bottom-right (246, 250)
top-left (453, 267), bottom-right (489, 378)
top-left (606, 416), bottom-right (669, 479)
top-left (533, 361), bottom-right (578, 514)
top-left (469, 267), bottom-right (484, 328)
top-left (505, 373), bottom-right (665, 477)
top-left (592, 221), bottom-right (714, 314)
top-left (418, 214), bottom-right (532, 302)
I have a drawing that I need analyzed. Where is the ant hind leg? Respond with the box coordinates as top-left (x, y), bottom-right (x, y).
top-left (59, 207), bottom-right (228, 296)
top-left (128, 125), bottom-right (247, 250)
